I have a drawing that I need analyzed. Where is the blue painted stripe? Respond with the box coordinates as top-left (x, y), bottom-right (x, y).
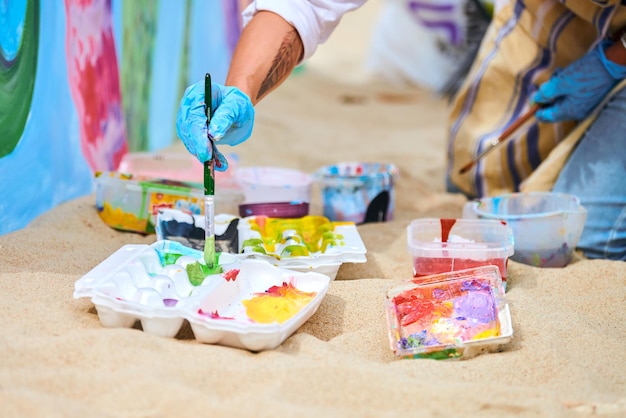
top-left (505, 12), bottom-right (572, 191)
top-left (447, 1), bottom-right (523, 196)
top-left (526, 123), bottom-right (541, 169)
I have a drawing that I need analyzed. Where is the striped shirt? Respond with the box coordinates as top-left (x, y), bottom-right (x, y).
top-left (448, 0), bottom-right (626, 197)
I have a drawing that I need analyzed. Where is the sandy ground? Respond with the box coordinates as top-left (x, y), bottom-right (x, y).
top-left (1, 2), bottom-right (625, 417)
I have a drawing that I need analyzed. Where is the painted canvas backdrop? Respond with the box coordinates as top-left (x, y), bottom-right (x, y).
top-left (0, 0), bottom-right (243, 236)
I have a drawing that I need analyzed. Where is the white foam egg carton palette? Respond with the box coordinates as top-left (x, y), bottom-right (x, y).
top-left (74, 240), bottom-right (331, 351)
top-left (155, 209), bottom-right (367, 280)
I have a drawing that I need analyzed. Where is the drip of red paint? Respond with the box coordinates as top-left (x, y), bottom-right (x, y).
top-left (440, 218), bottom-right (457, 243)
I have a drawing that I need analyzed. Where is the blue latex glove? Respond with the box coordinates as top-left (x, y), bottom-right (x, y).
top-left (176, 80), bottom-right (254, 170)
top-left (533, 40), bottom-right (626, 122)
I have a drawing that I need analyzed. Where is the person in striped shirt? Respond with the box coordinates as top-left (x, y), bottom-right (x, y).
top-left (176, 0), bottom-right (626, 260)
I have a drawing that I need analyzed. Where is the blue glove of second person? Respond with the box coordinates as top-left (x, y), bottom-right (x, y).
top-left (176, 80), bottom-right (254, 170)
top-left (533, 40), bottom-right (626, 122)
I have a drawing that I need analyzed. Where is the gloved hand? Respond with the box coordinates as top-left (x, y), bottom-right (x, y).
top-left (176, 80), bottom-right (254, 170)
top-left (533, 40), bottom-right (626, 122)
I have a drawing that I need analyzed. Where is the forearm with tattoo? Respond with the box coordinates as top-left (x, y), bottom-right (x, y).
top-left (225, 11), bottom-right (304, 105)
top-left (257, 30), bottom-right (303, 100)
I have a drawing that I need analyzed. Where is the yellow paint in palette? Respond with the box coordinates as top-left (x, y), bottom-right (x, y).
top-left (247, 215), bottom-right (346, 254)
top-left (242, 282), bottom-right (317, 324)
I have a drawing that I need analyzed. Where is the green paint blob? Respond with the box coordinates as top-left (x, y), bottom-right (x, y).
top-left (185, 257), bottom-right (223, 287)
top-left (407, 348), bottom-right (462, 360)
top-left (280, 245), bottom-right (310, 257)
top-left (242, 238), bottom-right (264, 247)
top-left (162, 252), bottom-right (183, 266)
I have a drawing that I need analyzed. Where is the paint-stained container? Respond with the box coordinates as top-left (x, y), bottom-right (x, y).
top-left (385, 266), bottom-right (513, 360)
top-left (95, 172), bottom-right (205, 234)
top-left (463, 192), bottom-right (587, 268)
top-left (407, 218), bottom-right (514, 289)
top-left (314, 162), bottom-right (399, 224)
top-left (235, 166), bottom-right (313, 206)
top-left (73, 243), bottom-right (332, 351)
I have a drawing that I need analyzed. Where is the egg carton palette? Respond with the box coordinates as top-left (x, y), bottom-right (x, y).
top-left (74, 240), bottom-right (331, 351)
top-left (156, 209), bottom-right (367, 280)
top-left (385, 266), bottom-right (513, 360)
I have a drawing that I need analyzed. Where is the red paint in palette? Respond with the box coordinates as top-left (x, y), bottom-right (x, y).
top-left (223, 268), bottom-right (240, 282)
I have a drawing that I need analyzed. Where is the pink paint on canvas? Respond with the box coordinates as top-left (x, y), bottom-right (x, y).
top-left (64, 0), bottom-right (127, 172)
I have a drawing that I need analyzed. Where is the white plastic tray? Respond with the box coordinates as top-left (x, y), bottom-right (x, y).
top-left (155, 209), bottom-right (367, 280)
top-left (74, 241), bottom-right (331, 351)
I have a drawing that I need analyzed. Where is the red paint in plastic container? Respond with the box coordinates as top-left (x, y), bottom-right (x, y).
top-left (407, 218), bottom-right (514, 289)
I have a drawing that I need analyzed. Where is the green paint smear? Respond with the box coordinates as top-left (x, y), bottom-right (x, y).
top-left (405, 348), bottom-right (462, 360)
top-left (185, 258), bottom-right (223, 286)
top-left (121, 0), bottom-right (158, 152)
top-left (162, 252), bottom-right (183, 266)
top-left (0, 0), bottom-right (39, 157)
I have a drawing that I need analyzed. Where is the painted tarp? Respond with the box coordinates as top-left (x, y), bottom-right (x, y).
top-left (0, 0), bottom-right (244, 235)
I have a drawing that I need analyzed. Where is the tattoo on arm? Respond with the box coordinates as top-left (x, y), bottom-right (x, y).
top-left (257, 30), bottom-right (303, 100)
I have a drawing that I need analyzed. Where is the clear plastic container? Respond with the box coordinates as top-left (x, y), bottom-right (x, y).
top-left (235, 166), bottom-right (313, 204)
top-left (406, 218), bottom-right (514, 287)
top-left (118, 151), bottom-right (205, 182)
top-left (95, 172), bottom-right (205, 234)
top-left (385, 266), bottom-right (513, 360)
top-left (314, 162), bottom-right (399, 223)
top-left (463, 192), bottom-right (587, 267)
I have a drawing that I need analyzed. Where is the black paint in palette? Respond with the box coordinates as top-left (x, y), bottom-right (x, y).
top-left (160, 218), bottom-right (239, 254)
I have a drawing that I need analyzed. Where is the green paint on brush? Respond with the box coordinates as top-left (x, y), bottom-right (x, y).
top-left (203, 73), bottom-right (216, 269)
top-left (204, 162), bottom-right (214, 195)
top-left (203, 234), bottom-right (216, 268)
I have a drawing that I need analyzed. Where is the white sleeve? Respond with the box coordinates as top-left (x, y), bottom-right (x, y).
top-left (241, 0), bottom-right (368, 61)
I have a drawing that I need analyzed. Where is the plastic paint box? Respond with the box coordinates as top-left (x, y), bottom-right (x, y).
top-left (406, 218), bottom-right (514, 287)
top-left (235, 166), bottom-right (313, 204)
top-left (118, 151), bottom-right (241, 186)
top-left (314, 162), bottom-right (399, 224)
top-left (118, 151), bottom-right (205, 182)
top-left (95, 172), bottom-right (205, 234)
top-left (463, 192), bottom-right (587, 268)
top-left (385, 266), bottom-right (513, 360)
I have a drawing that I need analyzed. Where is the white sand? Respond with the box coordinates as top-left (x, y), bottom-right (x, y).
top-left (1, 3), bottom-right (624, 417)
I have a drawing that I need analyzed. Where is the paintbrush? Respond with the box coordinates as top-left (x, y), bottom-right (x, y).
top-left (203, 73), bottom-right (216, 268)
top-left (458, 103), bottom-right (540, 175)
